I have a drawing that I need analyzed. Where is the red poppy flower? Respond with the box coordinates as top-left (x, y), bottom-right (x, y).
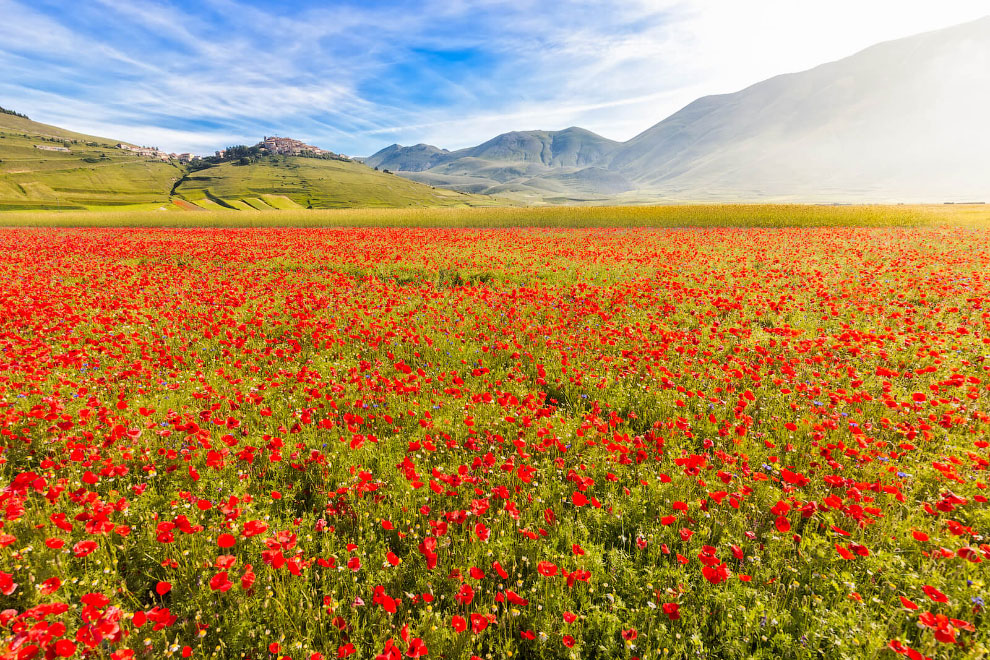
top-left (210, 572), bottom-right (233, 592)
top-left (55, 639), bottom-right (77, 657)
top-left (241, 566), bottom-right (256, 590)
top-left (40, 576), bottom-right (61, 594)
top-left (899, 596), bottom-right (918, 610)
top-left (454, 583), bottom-right (474, 605)
top-left (406, 638), bottom-right (428, 658)
top-left (923, 585), bottom-right (948, 603)
top-left (470, 613), bottom-right (490, 634)
top-left (702, 562), bottom-right (730, 584)
top-left (0, 572), bottom-right (17, 596)
top-left (73, 540), bottom-right (97, 557)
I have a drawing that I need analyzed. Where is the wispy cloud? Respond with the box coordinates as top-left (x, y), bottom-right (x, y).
top-left (0, 0), bottom-right (987, 154)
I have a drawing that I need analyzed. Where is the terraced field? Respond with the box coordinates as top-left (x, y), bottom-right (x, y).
top-left (0, 113), bottom-right (497, 212)
top-left (172, 158), bottom-right (493, 209)
top-left (0, 114), bottom-right (180, 211)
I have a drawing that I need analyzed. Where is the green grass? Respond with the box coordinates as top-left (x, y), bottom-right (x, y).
top-left (240, 197), bottom-right (275, 211)
top-left (0, 113), bottom-right (501, 212)
top-left (190, 198), bottom-right (228, 211)
top-left (260, 193), bottom-right (303, 209)
top-left (0, 203), bottom-right (987, 227)
top-left (173, 157), bottom-right (498, 209)
top-left (0, 115), bottom-right (182, 210)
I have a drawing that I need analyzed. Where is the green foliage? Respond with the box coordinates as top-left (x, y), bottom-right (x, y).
top-left (0, 106), bottom-right (28, 119)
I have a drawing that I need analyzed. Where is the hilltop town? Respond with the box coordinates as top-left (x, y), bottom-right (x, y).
top-left (259, 136), bottom-right (333, 156)
top-left (106, 135), bottom-right (349, 165)
top-left (214, 136), bottom-right (350, 161)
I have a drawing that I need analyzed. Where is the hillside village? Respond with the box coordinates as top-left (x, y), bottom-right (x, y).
top-left (116, 143), bottom-right (198, 163)
top-left (110, 136), bottom-right (348, 165)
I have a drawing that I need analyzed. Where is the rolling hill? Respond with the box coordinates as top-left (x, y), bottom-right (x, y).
top-left (0, 112), bottom-right (182, 211)
top-left (172, 157), bottom-right (491, 210)
top-left (370, 16), bottom-right (990, 203)
top-left (0, 111), bottom-right (497, 211)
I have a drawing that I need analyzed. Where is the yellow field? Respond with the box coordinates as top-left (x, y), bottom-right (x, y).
top-left (0, 203), bottom-right (988, 228)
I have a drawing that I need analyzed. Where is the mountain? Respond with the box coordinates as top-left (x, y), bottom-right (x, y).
top-left (608, 15), bottom-right (990, 201)
top-left (374, 16), bottom-right (990, 203)
top-left (362, 143), bottom-right (450, 172)
top-left (364, 127), bottom-right (626, 201)
top-left (457, 127), bottom-right (620, 167)
top-left (0, 113), bottom-right (494, 211)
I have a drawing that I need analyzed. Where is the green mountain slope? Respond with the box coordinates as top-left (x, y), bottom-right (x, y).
top-left (0, 113), bottom-right (182, 211)
top-left (173, 157), bottom-right (492, 209)
top-left (1, 110), bottom-right (498, 211)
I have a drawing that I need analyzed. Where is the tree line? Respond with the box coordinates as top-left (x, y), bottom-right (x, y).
top-left (0, 106), bottom-right (29, 119)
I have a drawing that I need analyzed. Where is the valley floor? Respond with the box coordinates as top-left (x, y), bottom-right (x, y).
top-left (0, 202), bottom-right (988, 228)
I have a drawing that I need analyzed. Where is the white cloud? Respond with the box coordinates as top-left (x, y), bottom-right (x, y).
top-left (0, 0), bottom-right (986, 154)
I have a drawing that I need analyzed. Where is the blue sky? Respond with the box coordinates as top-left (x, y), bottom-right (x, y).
top-left (1, 0), bottom-right (987, 155)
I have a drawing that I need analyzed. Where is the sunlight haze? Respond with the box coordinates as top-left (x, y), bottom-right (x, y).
top-left (0, 0), bottom-right (986, 155)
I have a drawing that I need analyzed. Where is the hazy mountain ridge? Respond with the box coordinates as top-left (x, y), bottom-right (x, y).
top-left (608, 14), bottom-right (990, 201)
top-left (361, 143), bottom-right (451, 172)
top-left (370, 16), bottom-right (990, 203)
top-left (365, 127), bottom-right (625, 200)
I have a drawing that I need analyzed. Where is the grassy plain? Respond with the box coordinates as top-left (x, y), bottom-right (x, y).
top-left (0, 202), bottom-right (987, 227)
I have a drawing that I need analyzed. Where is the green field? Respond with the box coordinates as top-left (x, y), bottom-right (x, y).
top-left (0, 113), bottom-right (182, 211)
top-left (0, 112), bottom-right (499, 211)
top-left (172, 157), bottom-right (494, 209)
top-left (0, 202), bottom-right (987, 227)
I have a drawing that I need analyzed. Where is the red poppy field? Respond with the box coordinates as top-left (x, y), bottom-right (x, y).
top-left (1, 226), bottom-right (988, 660)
